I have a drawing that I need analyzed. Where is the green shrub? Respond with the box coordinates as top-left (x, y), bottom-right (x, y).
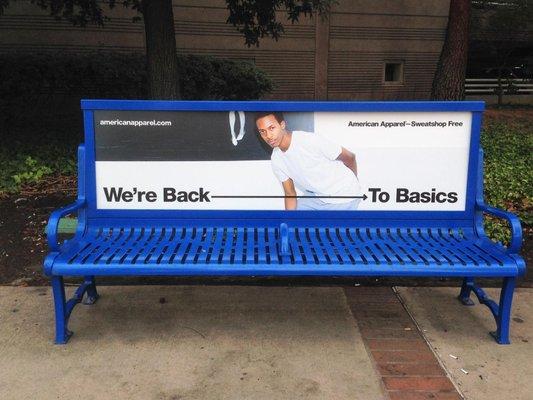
top-left (0, 52), bottom-right (273, 194)
top-left (0, 52), bottom-right (273, 144)
top-left (0, 143), bottom-right (77, 193)
top-left (12, 156), bottom-right (53, 185)
top-left (0, 52), bottom-right (272, 105)
top-left (481, 120), bottom-right (532, 245)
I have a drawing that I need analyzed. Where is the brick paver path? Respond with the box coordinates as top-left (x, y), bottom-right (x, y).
top-left (344, 287), bottom-right (463, 400)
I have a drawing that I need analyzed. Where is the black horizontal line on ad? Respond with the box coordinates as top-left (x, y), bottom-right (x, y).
top-left (212, 195), bottom-right (367, 199)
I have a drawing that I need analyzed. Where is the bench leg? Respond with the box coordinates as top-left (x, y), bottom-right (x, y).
top-left (462, 277), bottom-right (516, 345)
top-left (51, 276), bottom-right (101, 344)
top-left (51, 276), bottom-right (73, 344)
top-left (82, 275), bottom-right (99, 305)
top-left (458, 277), bottom-right (475, 306)
top-left (490, 277), bottom-right (516, 345)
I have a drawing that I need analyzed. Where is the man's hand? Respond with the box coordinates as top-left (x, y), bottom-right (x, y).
top-left (282, 179), bottom-right (297, 210)
top-left (337, 147), bottom-right (358, 177)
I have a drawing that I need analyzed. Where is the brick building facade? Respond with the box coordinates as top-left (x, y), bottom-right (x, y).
top-left (0, 0), bottom-right (451, 100)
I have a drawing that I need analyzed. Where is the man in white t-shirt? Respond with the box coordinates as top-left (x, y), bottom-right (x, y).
top-left (255, 112), bottom-right (362, 210)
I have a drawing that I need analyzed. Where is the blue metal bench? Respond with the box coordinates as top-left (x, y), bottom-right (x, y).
top-left (44, 100), bottom-right (525, 344)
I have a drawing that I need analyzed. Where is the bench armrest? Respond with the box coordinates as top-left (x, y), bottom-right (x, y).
top-left (476, 202), bottom-right (522, 254)
top-left (46, 200), bottom-right (86, 252)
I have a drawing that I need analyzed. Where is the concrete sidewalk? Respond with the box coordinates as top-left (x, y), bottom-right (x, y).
top-left (0, 286), bottom-right (385, 400)
top-left (397, 287), bottom-right (533, 400)
top-left (2, 285), bottom-right (530, 400)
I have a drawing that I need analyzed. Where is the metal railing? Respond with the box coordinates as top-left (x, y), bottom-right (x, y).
top-left (465, 78), bottom-right (533, 95)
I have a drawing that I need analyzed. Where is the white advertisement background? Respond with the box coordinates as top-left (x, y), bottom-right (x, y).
top-left (96, 161), bottom-right (286, 210)
top-left (314, 112), bottom-right (472, 211)
top-left (95, 111), bottom-right (472, 211)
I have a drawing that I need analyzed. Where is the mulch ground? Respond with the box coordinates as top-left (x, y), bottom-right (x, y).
top-left (0, 176), bottom-right (76, 285)
top-left (0, 174), bottom-right (531, 287)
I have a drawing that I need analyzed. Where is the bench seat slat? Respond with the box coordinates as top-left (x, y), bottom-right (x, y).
top-left (50, 262), bottom-right (518, 277)
top-left (195, 227), bottom-right (215, 264)
top-left (68, 227), bottom-right (108, 264)
top-left (348, 228), bottom-right (376, 264)
top-left (266, 228), bottom-right (279, 265)
top-left (147, 227), bottom-right (174, 264)
top-left (366, 228), bottom-right (393, 264)
top-left (105, 227), bottom-right (138, 265)
top-left (294, 228), bottom-right (315, 265)
top-left (159, 228), bottom-right (184, 264)
top-left (119, 228), bottom-right (155, 264)
top-left (417, 229), bottom-right (449, 265)
top-left (245, 228), bottom-right (256, 265)
top-left (184, 227), bottom-right (207, 264)
top-left (255, 228), bottom-right (267, 264)
top-left (323, 228), bottom-right (346, 265)
top-left (83, 227), bottom-right (125, 265)
top-left (171, 228), bottom-right (195, 264)
top-left (52, 225), bottom-right (519, 277)
top-left (423, 229), bottom-right (465, 265)
top-left (317, 228), bottom-right (340, 264)
top-left (336, 228), bottom-right (366, 265)
top-left (380, 228), bottom-right (412, 265)
top-left (395, 229), bottom-right (431, 265)
top-left (234, 227), bottom-right (246, 264)
top-left (288, 229), bottom-right (303, 264)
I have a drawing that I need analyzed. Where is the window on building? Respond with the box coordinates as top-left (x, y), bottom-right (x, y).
top-left (384, 62), bottom-right (404, 83)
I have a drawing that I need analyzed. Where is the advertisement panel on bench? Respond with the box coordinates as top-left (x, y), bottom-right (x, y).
top-left (93, 110), bottom-right (472, 211)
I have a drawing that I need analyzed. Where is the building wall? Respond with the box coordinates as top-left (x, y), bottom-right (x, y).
top-left (0, 0), bottom-right (450, 100)
top-left (326, 1), bottom-right (449, 100)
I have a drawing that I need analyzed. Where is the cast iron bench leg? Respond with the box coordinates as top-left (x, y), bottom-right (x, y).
top-left (52, 275), bottom-right (101, 344)
top-left (457, 276), bottom-right (516, 344)
top-left (51, 276), bottom-right (72, 344)
top-left (82, 275), bottom-right (99, 305)
top-left (458, 277), bottom-right (475, 306)
top-left (491, 277), bottom-right (516, 345)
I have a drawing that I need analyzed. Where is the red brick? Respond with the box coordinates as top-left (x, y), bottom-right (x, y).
top-left (372, 350), bottom-right (437, 364)
top-left (345, 287), bottom-right (461, 399)
top-left (378, 363), bottom-right (445, 377)
top-left (345, 295), bottom-right (399, 304)
top-left (367, 338), bottom-right (428, 351)
top-left (350, 308), bottom-right (408, 319)
top-left (347, 302), bottom-right (407, 313)
top-left (383, 377), bottom-right (455, 391)
top-left (388, 391), bottom-right (462, 400)
top-left (349, 301), bottom-right (406, 310)
top-left (359, 326), bottom-right (421, 339)
top-left (357, 318), bottom-right (416, 329)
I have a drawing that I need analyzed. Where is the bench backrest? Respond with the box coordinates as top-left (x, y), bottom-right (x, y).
top-left (80, 100), bottom-right (484, 226)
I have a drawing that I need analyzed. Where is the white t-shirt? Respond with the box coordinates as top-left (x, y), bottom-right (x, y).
top-left (271, 131), bottom-right (361, 204)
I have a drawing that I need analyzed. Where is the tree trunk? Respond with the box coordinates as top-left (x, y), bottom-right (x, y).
top-left (431, 0), bottom-right (471, 100)
top-left (142, 0), bottom-right (180, 99)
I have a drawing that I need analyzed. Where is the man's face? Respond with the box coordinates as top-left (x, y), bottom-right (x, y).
top-left (256, 115), bottom-right (286, 148)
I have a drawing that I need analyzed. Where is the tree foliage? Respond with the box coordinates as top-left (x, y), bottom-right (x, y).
top-left (0, 0), bottom-right (335, 46)
top-left (1, 0), bottom-right (334, 99)
top-left (471, 0), bottom-right (533, 104)
top-left (471, 0), bottom-right (533, 64)
top-left (226, 0), bottom-right (336, 46)
top-left (473, 0), bottom-right (532, 28)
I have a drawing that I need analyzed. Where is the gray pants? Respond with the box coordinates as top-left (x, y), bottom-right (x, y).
top-left (297, 193), bottom-right (361, 211)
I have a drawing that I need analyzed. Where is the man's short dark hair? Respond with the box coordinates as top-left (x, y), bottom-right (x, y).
top-left (255, 112), bottom-right (285, 124)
